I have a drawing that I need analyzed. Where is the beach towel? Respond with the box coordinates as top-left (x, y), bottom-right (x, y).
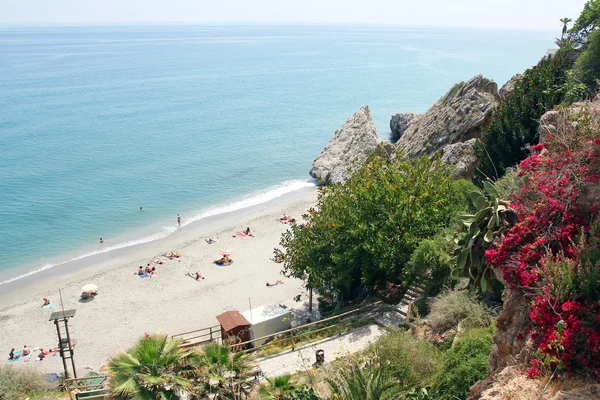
top-left (138, 273), bottom-right (149, 278)
top-left (8, 350), bottom-right (22, 362)
top-left (42, 302), bottom-right (53, 309)
top-left (44, 373), bottom-right (60, 383)
top-left (233, 232), bottom-right (247, 238)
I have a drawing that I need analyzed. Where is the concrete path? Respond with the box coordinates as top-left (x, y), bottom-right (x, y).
top-left (257, 324), bottom-right (384, 378)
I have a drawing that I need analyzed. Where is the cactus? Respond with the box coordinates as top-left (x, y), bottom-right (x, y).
top-left (451, 181), bottom-right (518, 294)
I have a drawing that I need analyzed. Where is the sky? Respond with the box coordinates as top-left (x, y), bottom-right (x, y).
top-left (0, 0), bottom-right (589, 30)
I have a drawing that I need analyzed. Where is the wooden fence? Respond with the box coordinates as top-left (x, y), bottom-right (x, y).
top-left (171, 324), bottom-right (221, 347)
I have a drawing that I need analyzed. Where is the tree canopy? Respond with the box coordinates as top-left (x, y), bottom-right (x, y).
top-left (276, 154), bottom-right (466, 302)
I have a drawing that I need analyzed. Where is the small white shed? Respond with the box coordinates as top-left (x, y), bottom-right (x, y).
top-left (242, 303), bottom-right (291, 347)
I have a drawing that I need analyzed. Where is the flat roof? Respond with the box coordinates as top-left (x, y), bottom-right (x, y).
top-left (216, 310), bottom-right (250, 332)
top-left (242, 303), bottom-right (290, 325)
top-left (49, 309), bottom-right (76, 321)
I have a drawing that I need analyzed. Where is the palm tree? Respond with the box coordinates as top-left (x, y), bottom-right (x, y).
top-left (195, 342), bottom-right (256, 399)
top-left (257, 374), bottom-right (296, 399)
top-left (561, 17), bottom-right (573, 39)
top-left (108, 334), bottom-right (201, 400)
top-left (327, 359), bottom-right (398, 400)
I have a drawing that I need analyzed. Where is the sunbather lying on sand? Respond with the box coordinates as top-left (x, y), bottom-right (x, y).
top-left (214, 256), bottom-right (232, 265)
top-left (280, 270), bottom-right (291, 278)
top-left (186, 272), bottom-right (205, 280)
top-left (270, 255), bottom-right (283, 264)
top-left (205, 238), bottom-right (218, 244)
top-left (233, 227), bottom-right (253, 237)
top-left (266, 279), bottom-right (284, 287)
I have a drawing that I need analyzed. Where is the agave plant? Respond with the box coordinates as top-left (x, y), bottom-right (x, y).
top-left (326, 358), bottom-right (398, 400)
top-left (108, 334), bottom-right (200, 400)
top-left (452, 181), bottom-right (518, 294)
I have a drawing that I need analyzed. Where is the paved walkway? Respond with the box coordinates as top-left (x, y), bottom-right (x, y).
top-left (257, 324), bottom-right (384, 378)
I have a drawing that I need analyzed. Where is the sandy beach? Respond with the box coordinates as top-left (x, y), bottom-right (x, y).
top-left (0, 186), bottom-right (318, 374)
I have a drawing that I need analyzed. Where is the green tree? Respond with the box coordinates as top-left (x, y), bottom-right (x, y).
top-left (561, 17), bottom-right (573, 39)
top-left (108, 334), bottom-right (200, 400)
top-left (570, 0), bottom-right (600, 45)
top-left (474, 53), bottom-right (574, 183)
top-left (573, 29), bottom-right (600, 93)
top-left (276, 154), bottom-right (463, 302)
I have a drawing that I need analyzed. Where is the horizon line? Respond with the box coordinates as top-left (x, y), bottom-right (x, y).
top-left (0, 21), bottom-right (557, 32)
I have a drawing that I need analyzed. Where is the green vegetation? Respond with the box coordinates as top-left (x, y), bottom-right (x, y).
top-left (276, 154), bottom-right (467, 302)
top-left (374, 329), bottom-right (442, 388)
top-left (427, 291), bottom-right (493, 334)
top-left (108, 334), bottom-right (200, 399)
top-left (474, 53), bottom-right (574, 183)
top-left (570, 0), bottom-right (600, 45)
top-left (0, 366), bottom-right (57, 400)
top-left (573, 29), bottom-right (600, 94)
top-left (432, 327), bottom-right (494, 399)
top-left (326, 358), bottom-right (398, 400)
top-left (108, 336), bottom-right (255, 399)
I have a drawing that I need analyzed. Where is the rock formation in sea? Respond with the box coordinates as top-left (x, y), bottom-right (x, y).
top-left (390, 112), bottom-right (420, 142)
top-left (395, 74), bottom-right (499, 162)
top-left (309, 105), bottom-right (389, 184)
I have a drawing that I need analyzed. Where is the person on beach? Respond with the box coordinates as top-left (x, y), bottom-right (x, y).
top-left (177, 214), bottom-right (181, 227)
top-left (42, 298), bottom-right (50, 307)
top-left (266, 280), bottom-right (284, 287)
top-left (100, 238), bottom-right (104, 244)
top-left (137, 266), bottom-right (144, 275)
top-left (214, 255), bottom-right (229, 265)
top-left (9, 348), bottom-right (15, 360)
top-left (145, 265), bottom-right (153, 275)
top-left (244, 227), bottom-right (252, 236)
top-left (22, 346), bottom-right (30, 356)
top-left (194, 272), bottom-right (205, 280)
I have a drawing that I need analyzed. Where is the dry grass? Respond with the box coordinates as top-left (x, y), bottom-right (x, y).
top-left (427, 290), bottom-right (492, 334)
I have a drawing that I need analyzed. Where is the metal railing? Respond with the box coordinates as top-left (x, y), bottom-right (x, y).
top-left (172, 324), bottom-right (221, 347)
top-left (231, 301), bottom-right (382, 355)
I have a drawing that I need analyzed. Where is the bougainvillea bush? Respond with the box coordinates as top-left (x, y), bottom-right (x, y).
top-left (484, 105), bottom-right (600, 378)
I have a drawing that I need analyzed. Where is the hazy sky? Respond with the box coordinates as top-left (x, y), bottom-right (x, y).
top-left (0, 0), bottom-right (589, 30)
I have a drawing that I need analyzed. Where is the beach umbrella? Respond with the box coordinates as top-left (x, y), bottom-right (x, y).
top-left (81, 284), bottom-right (97, 292)
top-left (219, 249), bottom-right (236, 256)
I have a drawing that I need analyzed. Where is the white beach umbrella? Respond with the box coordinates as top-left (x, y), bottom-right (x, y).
top-left (81, 284), bottom-right (98, 292)
top-left (218, 249), bottom-right (236, 257)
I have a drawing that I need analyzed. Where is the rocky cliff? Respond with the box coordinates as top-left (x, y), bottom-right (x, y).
top-left (309, 105), bottom-right (390, 184)
top-left (395, 75), bottom-right (499, 167)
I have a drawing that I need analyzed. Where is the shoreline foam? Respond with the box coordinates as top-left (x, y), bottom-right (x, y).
top-left (0, 179), bottom-right (316, 289)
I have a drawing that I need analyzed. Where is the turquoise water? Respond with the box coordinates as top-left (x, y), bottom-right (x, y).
top-left (0, 24), bottom-right (554, 285)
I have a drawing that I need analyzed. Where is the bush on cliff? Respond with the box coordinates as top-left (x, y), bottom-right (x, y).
top-left (481, 105), bottom-right (600, 379)
top-left (474, 52), bottom-right (574, 184)
top-left (432, 327), bottom-right (494, 400)
top-left (276, 154), bottom-right (466, 302)
top-left (427, 291), bottom-right (493, 334)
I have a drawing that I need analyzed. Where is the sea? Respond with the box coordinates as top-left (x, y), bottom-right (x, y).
top-left (0, 24), bottom-right (555, 287)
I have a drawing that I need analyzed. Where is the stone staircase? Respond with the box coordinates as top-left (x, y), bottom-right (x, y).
top-left (375, 281), bottom-right (427, 328)
top-left (397, 281), bottom-right (426, 319)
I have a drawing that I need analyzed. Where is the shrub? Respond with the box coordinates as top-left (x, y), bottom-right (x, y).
top-left (374, 328), bottom-right (442, 387)
top-left (427, 291), bottom-right (492, 334)
top-left (574, 29), bottom-right (600, 94)
top-left (326, 357), bottom-right (398, 400)
top-left (432, 327), bottom-right (494, 400)
top-left (0, 366), bottom-right (55, 400)
top-left (409, 233), bottom-right (455, 295)
top-left (474, 52), bottom-right (574, 184)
